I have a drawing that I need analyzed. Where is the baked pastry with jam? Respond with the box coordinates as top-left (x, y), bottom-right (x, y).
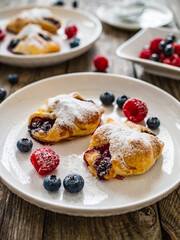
top-left (6, 8), bottom-right (61, 33)
top-left (28, 92), bottom-right (104, 143)
top-left (7, 24), bottom-right (60, 55)
top-left (84, 118), bottom-right (164, 180)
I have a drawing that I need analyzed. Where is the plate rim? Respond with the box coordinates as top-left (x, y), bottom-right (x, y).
top-left (0, 72), bottom-right (180, 216)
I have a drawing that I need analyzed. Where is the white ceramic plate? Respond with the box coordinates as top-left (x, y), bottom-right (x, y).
top-left (0, 73), bottom-right (179, 217)
top-left (116, 28), bottom-right (180, 80)
top-left (96, 1), bottom-right (173, 31)
top-left (0, 6), bottom-right (102, 67)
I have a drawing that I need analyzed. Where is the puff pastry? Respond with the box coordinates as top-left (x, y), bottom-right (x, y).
top-left (84, 118), bottom-right (164, 180)
top-left (7, 24), bottom-right (60, 55)
top-left (28, 92), bottom-right (105, 143)
top-left (6, 8), bottom-right (61, 33)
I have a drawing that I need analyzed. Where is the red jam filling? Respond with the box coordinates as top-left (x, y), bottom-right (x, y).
top-left (28, 117), bottom-right (55, 134)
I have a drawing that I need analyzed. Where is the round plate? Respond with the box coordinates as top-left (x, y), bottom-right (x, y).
top-left (97, 1), bottom-right (173, 30)
top-left (0, 6), bottom-right (102, 67)
top-left (0, 73), bottom-right (179, 217)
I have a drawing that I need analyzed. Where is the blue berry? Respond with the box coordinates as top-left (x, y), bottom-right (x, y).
top-left (53, 0), bottom-right (64, 6)
top-left (17, 138), bottom-right (33, 152)
top-left (116, 95), bottom-right (129, 109)
top-left (43, 175), bottom-right (61, 192)
top-left (150, 53), bottom-right (159, 62)
top-left (63, 173), bottom-right (84, 193)
top-left (8, 74), bottom-right (19, 84)
top-left (164, 44), bottom-right (174, 57)
top-left (165, 34), bottom-right (176, 44)
top-left (69, 37), bottom-right (80, 48)
top-left (159, 40), bottom-right (166, 51)
top-left (146, 117), bottom-right (160, 130)
top-left (72, 0), bottom-right (78, 8)
top-left (0, 88), bottom-right (6, 101)
top-left (100, 92), bottom-right (115, 106)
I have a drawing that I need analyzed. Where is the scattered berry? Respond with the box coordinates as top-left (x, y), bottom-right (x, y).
top-left (146, 117), bottom-right (160, 130)
top-left (63, 173), bottom-right (84, 193)
top-left (72, 0), bottom-right (78, 8)
top-left (0, 29), bottom-right (6, 41)
top-left (150, 53), bottom-right (159, 62)
top-left (43, 175), bottom-right (61, 192)
top-left (53, 0), bottom-right (64, 6)
top-left (93, 56), bottom-right (109, 72)
top-left (0, 88), bottom-right (6, 101)
top-left (116, 95), bottom-right (129, 109)
top-left (100, 92), bottom-right (115, 106)
top-left (163, 54), bottom-right (180, 67)
top-left (30, 148), bottom-right (60, 175)
top-left (139, 49), bottom-right (152, 59)
top-left (159, 40), bottom-right (166, 51)
top-left (165, 33), bottom-right (176, 44)
top-left (8, 74), bottom-right (19, 84)
top-left (65, 24), bottom-right (78, 39)
top-left (150, 38), bottom-right (163, 53)
top-left (69, 37), bottom-right (80, 48)
top-left (17, 138), bottom-right (33, 152)
top-left (123, 98), bottom-right (148, 123)
top-left (164, 44), bottom-right (174, 57)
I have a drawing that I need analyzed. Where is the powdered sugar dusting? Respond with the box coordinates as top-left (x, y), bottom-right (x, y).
top-left (19, 8), bottom-right (53, 21)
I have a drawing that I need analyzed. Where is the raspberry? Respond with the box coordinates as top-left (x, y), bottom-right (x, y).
top-left (172, 43), bottom-right (180, 56)
top-left (0, 29), bottom-right (6, 41)
top-left (139, 49), bottom-right (152, 60)
top-left (30, 148), bottom-right (60, 175)
top-left (159, 52), bottom-right (165, 62)
top-left (65, 24), bottom-right (78, 39)
top-left (123, 98), bottom-right (148, 123)
top-left (150, 38), bottom-right (163, 53)
top-left (163, 54), bottom-right (180, 67)
top-left (93, 56), bottom-right (108, 72)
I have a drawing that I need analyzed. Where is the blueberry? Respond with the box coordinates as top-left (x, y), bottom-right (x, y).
top-left (100, 92), bottom-right (115, 106)
top-left (63, 173), bottom-right (84, 193)
top-left (53, 0), bottom-right (64, 6)
top-left (0, 88), bottom-right (6, 101)
top-left (69, 37), bottom-right (80, 48)
top-left (164, 44), bottom-right (174, 57)
top-left (150, 53), bottom-right (159, 62)
top-left (43, 175), bottom-right (61, 192)
top-left (17, 138), bottom-right (33, 152)
top-left (159, 40), bottom-right (166, 51)
top-left (116, 95), bottom-right (129, 109)
top-left (165, 34), bottom-right (176, 44)
top-left (146, 117), bottom-right (160, 130)
top-left (72, 0), bottom-right (78, 8)
top-left (8, 74), bottom-right (19, 84)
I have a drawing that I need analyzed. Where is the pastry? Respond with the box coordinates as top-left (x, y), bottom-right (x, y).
top-left (6, 8), bottom-right (61, 33)
top-left (28, 92), bottom-right (105, 143)
top-left (7, 24), bottom-right (60, 55)
top-left (83, 118), bottom-right (164, 180)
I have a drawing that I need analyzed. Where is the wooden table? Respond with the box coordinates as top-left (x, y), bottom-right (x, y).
top-left (0, 0), bottom-right (179, 239)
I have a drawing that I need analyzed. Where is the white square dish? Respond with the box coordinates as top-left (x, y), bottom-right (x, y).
top-left (116, 28), bottom-right (180, 80)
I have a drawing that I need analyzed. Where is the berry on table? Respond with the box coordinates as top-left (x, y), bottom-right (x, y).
top-left (150, 53), bottom-right (159, 62)
top-left (93, 56), bottom-right (109, 72)
top-left (163, 54), bottom-right (180, 67)
top-left (163, 44), bottom-right (174, 57)
top-left (116, 95), bottom-right (129, 109)
top-left (30, 148), bottom-right (60, 175)
top-left (150, 38), bottom-right (163, 53)
top-left (69, 37), bottom-right (80, 48)
top-left (8, 74), bottom-right (19, 84)
top-left (63, 173), bottom-right (84, 193)
top-left (72, 0), bottom-right (78, 8)
top-left (123, 98), bottom-right (148, 123)
top-left (17, 138), bottom-right (33, 152)
top-left (0, 88), bottom-right (6, 101)
top-left (100, 92), bottom-right (115, 106)
top-left (0, 29), bottom-right (6, 41)
top-left (53, 0), bottom-right (65, 6)
top-left (43, 175), bottom-right (61, 192)
top-left (139, 49), bottom-right (152, 59)
top-left (65, 24), bottom-right (78, 39)
top-left (146, 117), bottom-right (160, 130)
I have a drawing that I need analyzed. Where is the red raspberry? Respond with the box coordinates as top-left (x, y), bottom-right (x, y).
top-left (30, 148), bottom-right (60, 175)
top-left (159, 52), bottom-right (165, 62)
top-left (150, 38), bottom-right (163, 53)
top-left (0, 29), bottom-right (6, 41)
top-left (65, 24), bottom-right (78, 39)
top-left (93, 56), bottom-right (109, 72)
top-left (123, 98), bottom-right (148, 123)
top-left (172, 43), bottom-right (180, 56)
top-left (139, 49), bottom-right (152, 60)
top-left (163, 54), bottom-right (180, 67)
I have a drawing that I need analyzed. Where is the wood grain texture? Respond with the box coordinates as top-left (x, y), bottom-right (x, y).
top-left (0, 0), bottom-right (179, 240)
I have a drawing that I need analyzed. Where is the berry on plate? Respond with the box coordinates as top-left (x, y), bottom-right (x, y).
top-left (123, 98), bottom-right (148, 123)
top-left (150, 53), bottom-right (159, 62)
top-left (139, 49), bottom-right (152, 59)
top-left (43, 175), bottom-right (61, 192)
top-left (163, 54), bottom-right (180, 67)
top-left (30, 148), bottom-right (60, 175)
top-left (0, 29), bottom-right (6, 41)
top-left (116, 95), bottom-right (129, 109)
top-left (100, 92), bottom-right (115, 106)
top-left (69, 37), bottom-right (80, 48)
top-left (72, 0), bottom-right (78, 8)
top-left (150, 38), bottom-right (163, 53)
top-left (165, 33), bottom-right (176, 44)
top-left (65, 24), bottom-right (78, 39)
top-left (63, 173), bottom-right (84, 193)
top-left (53, 0), bottom-right (65, 6)
top-left (159, 40), bottom-right (166, 51)
top-left (0, 88), bottom-right (6, 101)
top-left (146, 117), bottom-right (160, 130)
top-left (163, 44), bottom-right (174, 57)
top-left (8, 74), bottom-right (19, 84)
top-left (93, 56), bottom-right (109, 72)
top-left (17, 138), bottom-right (33, 152)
